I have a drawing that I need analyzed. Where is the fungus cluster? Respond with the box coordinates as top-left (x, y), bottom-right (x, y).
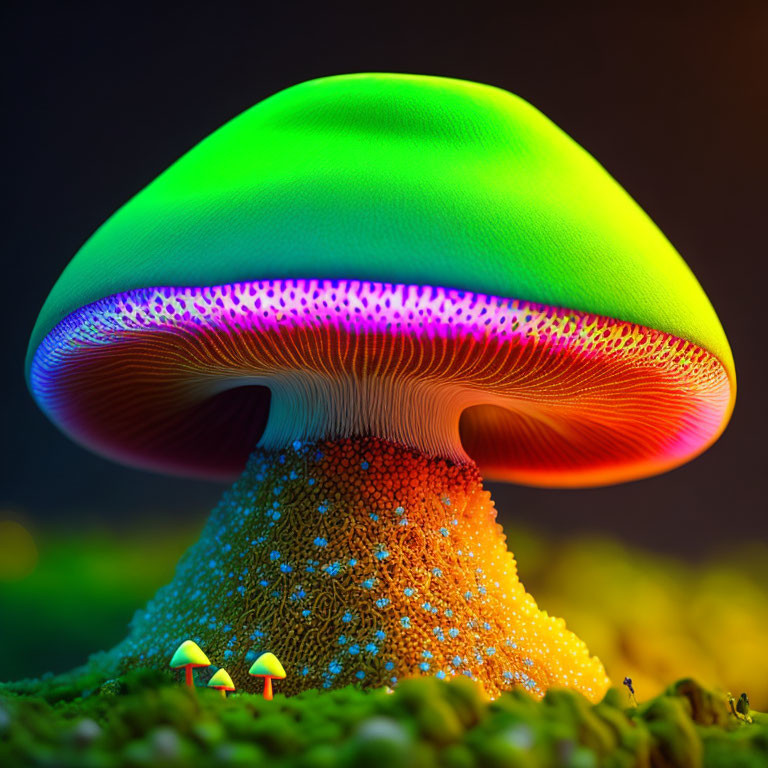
top-left (169, 640), bottom-right (285, 699)
top-left (27, 73), bottom-right (735, 701)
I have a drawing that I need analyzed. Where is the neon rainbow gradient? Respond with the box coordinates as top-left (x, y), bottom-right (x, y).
top-left (29, 278), bottom-right (732, 486)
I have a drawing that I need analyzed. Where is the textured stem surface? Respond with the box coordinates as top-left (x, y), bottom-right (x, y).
top-left (109, 438), bottom-right (608, 700)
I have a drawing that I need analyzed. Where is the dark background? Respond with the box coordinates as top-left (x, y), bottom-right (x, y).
top-left (2, 3), bottom-right (766, 557)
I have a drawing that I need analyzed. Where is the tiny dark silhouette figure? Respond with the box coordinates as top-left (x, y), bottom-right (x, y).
top-left (737, 693), bottom-right (750, 717)
top-left (623, 677), bottom-right (637, 706)
top-left (728, 692), bottom-right (753, 723)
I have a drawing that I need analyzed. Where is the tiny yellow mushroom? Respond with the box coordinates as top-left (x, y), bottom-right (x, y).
top-left (169, 640), bottom-right (210, 687)
top-left (249, 652), bottom-right (286, 700)
top-left (208, 668), bottom-right (235, 698)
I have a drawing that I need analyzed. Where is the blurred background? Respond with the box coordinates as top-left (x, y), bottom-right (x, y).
top-left (1, 3), bottom-right (766, 706)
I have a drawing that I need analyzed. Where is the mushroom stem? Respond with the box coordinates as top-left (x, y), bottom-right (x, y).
top-left (263, 677), bottom-right (273, 701)
top-left (257, 373), bottom-right (472, 465)
top-left (109, 437), bottom-right (607, 700)
top-left (185, 666), bottom-right (193, 688)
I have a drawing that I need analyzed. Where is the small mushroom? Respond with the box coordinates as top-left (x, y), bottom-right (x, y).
top-left (169, 640), bottom-right (210, 687)
top-left (207, 668), bottom-right (235, 698)
top-left (249, 652), bottom-right (286, 700)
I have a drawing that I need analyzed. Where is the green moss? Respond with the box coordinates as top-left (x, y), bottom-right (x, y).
top-left (642, 696), bottom-right (702, 768)
top-left (2, 675), bottom-right (763, 767)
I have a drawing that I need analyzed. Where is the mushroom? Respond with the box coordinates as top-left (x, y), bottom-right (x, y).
top-left (27, 74), bottom-right (735, 700)
top-left (169, 640), bottom-right (210, 687)
top-left (249, 653), bottom-right (286, 701)
top-left (207, 668), bottom-right (236, 698)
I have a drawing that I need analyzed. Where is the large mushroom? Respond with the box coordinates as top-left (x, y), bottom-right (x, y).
top-left (27, 74), bottom-right (734, 700)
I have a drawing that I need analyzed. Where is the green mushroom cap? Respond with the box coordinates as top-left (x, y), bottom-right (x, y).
top-left (208, 668), bottom-right (235, 691)
top-left (249, 652), bottom-right (286, 679)
top-left (26, 72), bottom-right (734, 385)
top-left (169, 640), bottom-right (210, 669)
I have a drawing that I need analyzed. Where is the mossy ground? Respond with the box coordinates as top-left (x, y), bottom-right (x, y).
top-left (1, 672), bottom-right (766, 768)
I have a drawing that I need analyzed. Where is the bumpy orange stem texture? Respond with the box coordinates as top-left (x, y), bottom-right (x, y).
top-left (111, 438), bottom-right (609, 700)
